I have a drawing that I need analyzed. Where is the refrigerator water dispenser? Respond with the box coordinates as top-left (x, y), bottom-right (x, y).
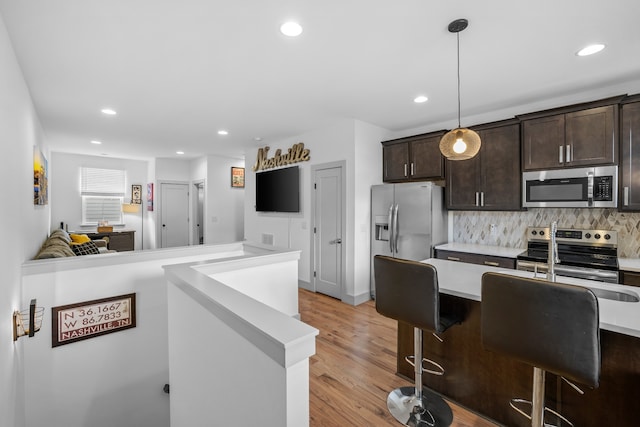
top-left (374, 216), bottom-right (389, 241)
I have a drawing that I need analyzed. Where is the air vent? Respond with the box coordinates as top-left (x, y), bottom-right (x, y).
top-left (261, 233), bottom-right (274, 246)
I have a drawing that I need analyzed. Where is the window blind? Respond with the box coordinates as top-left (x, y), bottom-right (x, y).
top-left (81, 167), bottom-right (126, 196)
top-left (80, 167), bottom-right (126, 224)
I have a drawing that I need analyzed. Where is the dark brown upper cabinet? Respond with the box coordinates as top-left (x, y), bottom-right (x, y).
top-left (620, 96), bottom-right (640, 211)
top-left (446, 120), bottom-right (522, 211)
top-left (381, 131), bottom-right (445, 182)
top-left (520, 97), bottom-right (621, 171)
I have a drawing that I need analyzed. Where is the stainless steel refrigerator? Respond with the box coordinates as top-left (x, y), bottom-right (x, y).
top-left (370, 182), bottom-right (448, 298)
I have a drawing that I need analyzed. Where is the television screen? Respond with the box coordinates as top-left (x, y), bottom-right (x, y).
top-left (255, 166), bottom-right (300, 213)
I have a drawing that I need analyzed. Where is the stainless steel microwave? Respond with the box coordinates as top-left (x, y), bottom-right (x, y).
top-left (522, 166), bottom-right (618, 208)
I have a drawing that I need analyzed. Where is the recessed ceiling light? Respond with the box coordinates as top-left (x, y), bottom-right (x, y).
top-left (280, 21), bottom-right (303, 37)
top-left (176, 151), bottom-right (184, 155)
top-left (101, 108), bottom-right (117, 115)
top-left (90, 140), bottom-right (102, 145)
top-left (218, 130), bottom-right (229, 135)
top-left (577, 44), bottom-right (605, 56)
top-left (414, 95), bottom-right (429, 103)
top-left (254, 137), bottom-right (263, 142)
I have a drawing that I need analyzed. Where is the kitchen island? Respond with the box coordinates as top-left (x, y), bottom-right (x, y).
top-left (396, 259), bottom-right (640, 426)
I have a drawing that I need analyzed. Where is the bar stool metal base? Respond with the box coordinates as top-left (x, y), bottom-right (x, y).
top-left (387, 386), bottom-right (453, 427)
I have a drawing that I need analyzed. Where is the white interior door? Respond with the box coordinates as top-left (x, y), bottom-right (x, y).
top-left (160, 183), bottom-right (190, 248)
top-left (313, 166), bottom-right (343, 299)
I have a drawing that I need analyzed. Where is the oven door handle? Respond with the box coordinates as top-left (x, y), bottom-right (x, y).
top-left (518, 260), bottom-right (618, 281)
top-left (518, 260), bottom-right (548, 273)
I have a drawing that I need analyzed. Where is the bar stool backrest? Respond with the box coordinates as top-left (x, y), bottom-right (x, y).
top-left (481, 272), bottom-right (601, 388)
top-left (374, 255), bottom-right (441, 333)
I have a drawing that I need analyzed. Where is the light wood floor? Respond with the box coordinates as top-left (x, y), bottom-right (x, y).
top-left (300, 289), bottom-right (498, 427)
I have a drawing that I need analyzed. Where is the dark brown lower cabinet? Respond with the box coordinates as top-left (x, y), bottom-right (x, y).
top-left (397, 294), bottom-right (640, 427)
top-left (621, 270), bottom-right (640, 287)
top-left (434, 249), bottom-right (516, 269)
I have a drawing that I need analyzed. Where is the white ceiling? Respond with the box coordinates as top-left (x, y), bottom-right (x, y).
top-left (1, 0), bottom-right (640, 161)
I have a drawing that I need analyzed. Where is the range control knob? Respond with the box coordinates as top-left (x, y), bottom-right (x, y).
top-left (605, 234), bottom-right (611, 240)
top-left (585, 233), bottom-right (592, 239)
top-left (595, 233), bottom-right (601, 239)
top-left (539, 231), bottom-right (545, 236)
top-left (532, 230), bottom-right (538, 235)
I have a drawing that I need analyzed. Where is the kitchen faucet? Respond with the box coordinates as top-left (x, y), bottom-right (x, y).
top-left (547, 221), bottom-right (560, 282)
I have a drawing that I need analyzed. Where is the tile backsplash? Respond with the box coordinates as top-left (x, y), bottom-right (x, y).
top-left (452, 209), bottom-right (640, 258)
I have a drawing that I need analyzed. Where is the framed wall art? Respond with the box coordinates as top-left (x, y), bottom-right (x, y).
top-left (51, 293), bottom-right (136, 347)
top-left (132, 184), bottom-right (142, 204)
top-left (147, 183), bottom-right (154, 211)
top-left (231, 167), bottom-right (245, 188)
top-left (33, 147), bottom-right (48, 205)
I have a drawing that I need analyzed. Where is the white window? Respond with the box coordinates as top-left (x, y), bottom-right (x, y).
top-left (80, 167), bottom-right (126, 225)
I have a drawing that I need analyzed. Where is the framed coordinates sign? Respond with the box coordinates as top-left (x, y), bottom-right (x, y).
top-left (51, 293), bottom-right (136, 347)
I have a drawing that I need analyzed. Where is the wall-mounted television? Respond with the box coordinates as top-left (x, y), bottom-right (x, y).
top-left (255, 166), bottom-right (300, 213)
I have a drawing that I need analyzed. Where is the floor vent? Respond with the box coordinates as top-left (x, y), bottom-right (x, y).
top-left (261, 233), bottom-right (274, 245)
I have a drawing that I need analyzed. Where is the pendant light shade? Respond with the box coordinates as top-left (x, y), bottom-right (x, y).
top-left (440, 18), bottom-right (481, 161)
top-left (439, 127), bottom-right (481, 160)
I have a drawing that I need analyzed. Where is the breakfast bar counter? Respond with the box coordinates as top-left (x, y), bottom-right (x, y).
top-left (395, 259), bottom-right (640, 427)
top-left (425, 258), bottom-right (640, 337)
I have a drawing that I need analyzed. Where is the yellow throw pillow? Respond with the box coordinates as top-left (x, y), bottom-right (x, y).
top-left (70, 233), bottom-right (91, 244)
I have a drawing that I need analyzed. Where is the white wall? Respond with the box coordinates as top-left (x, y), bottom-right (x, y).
top-left (244, 119), bottom-right (391, 304)
top-left (21, 247), bottom-right (235, 427)
top-left (353, 121), bottom-right (387, 301)
top-left (205, 155), bottom-right (245, 244)
top-left (155, 155), bottom-right (244, 246)
top-left (0, 12), bottom-right (50, 427)
top-left (50, 153), bottom-right (149, 249)
top-left (155, 158), bottom-right (191, 182)
top-left (165, 245), bottom-right (316, 427)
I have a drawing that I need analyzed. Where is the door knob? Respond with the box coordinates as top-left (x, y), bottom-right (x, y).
top-left (329, 238), bottom-right (342, 245)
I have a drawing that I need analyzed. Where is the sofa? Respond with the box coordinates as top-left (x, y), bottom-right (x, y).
top-left (33, 229), bottom-right (116, 260)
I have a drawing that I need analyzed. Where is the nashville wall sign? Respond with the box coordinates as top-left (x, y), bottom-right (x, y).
top-left (252, 142), bottom-right (311, 172)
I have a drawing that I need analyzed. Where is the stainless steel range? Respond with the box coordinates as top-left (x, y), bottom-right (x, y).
top-left (516, 227), bottom-right (619, 283)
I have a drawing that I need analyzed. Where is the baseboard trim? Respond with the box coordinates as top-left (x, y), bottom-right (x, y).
top-left (297, 280), bottom-right (371, 306)
top-left (342, 291), bottom-right (371, 306)
top-left (298, 279), bottom-right (313, 292)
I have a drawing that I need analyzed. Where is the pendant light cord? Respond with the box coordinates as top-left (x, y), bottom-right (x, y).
top-left (456, 31), bottom-right (461, 129)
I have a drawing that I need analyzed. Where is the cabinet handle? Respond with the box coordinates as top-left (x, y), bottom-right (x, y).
top-left (566, 145), bottom-right (571, 163)
top-left (447, 256), bottom-right (461, 261)
top-left (625, 186), bottom-right (630, 206)
top-left (484, 261), bottom-right (500, 267)
top-left (404, 163), bottom-right (408, 177)
top-left (475, 192), bottom-right (480, 206)
top-left (559, 146), bottom-right (564, 163)
top-left (410, 162), bottom-right (415, 176)
top-left (480, 192), bottom-right (485, 207)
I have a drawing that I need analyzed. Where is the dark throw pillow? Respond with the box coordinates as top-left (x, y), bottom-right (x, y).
top-left (71, 241), bottom-right (101, 256)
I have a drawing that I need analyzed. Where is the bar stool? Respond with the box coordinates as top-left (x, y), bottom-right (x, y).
top-left (374, 255), bottom-right (462, 427)
top-left (481, 272), bottom-right (601, 427)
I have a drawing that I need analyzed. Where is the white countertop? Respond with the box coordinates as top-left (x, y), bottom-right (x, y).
top-left (619, 258), bottom-right (640, 272)
top-left (435, 242), bottom-right (525, 259)
top-left (424, 258), bottom-right (640, 339)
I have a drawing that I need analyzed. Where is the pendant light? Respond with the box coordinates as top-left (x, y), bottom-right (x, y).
top-left (439, 18), bottom-right (481, 161)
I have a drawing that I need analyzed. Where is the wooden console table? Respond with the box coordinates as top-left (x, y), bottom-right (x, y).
top-left (86, 230), bottom-right (135, 252)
